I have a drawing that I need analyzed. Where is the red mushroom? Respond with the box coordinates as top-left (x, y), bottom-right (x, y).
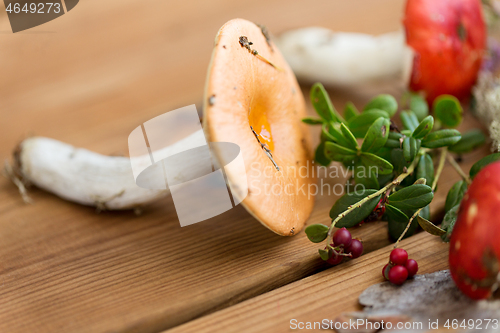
top-left (449, 161), bottom-right (500, 300)
top-left (404, 0), bottom-right (486, 103)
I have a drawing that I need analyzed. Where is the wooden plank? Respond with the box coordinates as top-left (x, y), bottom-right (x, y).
top-left (166, 231), bottom-right (451, 333)
top-left (0, 0), bottom-right (489, 332)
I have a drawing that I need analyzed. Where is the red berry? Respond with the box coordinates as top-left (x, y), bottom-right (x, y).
top-left (332, 227), bottom-right (352, 247)
top-left (388, 265), bottom-right (409, 285)
top-left (345, 239), bottom-right (363, 259)
top-left (405, 259), bottom-right (419, 278)
top-left (326, 253), bottom-right (343, 265)
top-left (382, 263), bottom-right (393, 280)
top-left (390, 248), bottom-right (408, 265)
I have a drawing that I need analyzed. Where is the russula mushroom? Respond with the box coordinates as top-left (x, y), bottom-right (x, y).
top-left (449, 161), bottom-right (500, 299)
top-left (276, 0), bottom-right (486, 102)
top-left (404, 0), bottom-right (486, 102)
top-left (203, 19), bottom-right (315, 236)
top-left (7, 19), bottom-right (315, 235)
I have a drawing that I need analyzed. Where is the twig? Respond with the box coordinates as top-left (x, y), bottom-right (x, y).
top-left (394, 148), bottom-right (447, 248)
top-left (327, 150), bottom-right (424, 244)
top-left (250, 126), bottom-right (280, 171)
top-left (446, 154), bottom-right (472, 185)
top-left (432, 148), bottom-right (447, 191)
top-left (239, 36), bottom-right (284, 71)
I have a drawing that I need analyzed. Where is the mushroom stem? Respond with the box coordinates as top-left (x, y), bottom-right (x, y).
top-left (275, 28), bottom-right (413, 88)
top-left (11, 137), bottom-right (169, 210)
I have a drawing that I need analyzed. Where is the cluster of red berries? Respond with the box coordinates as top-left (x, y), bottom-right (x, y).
top-left (326, 228), bottom-right (363, 265)
top-left (382, 248), bottom-right (418, 285)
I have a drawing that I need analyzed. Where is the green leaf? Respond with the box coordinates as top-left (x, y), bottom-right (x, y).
top-left (320, 125), bottom-right (333, 142)
top-left (354, 162), bottom-right (379, 189)
top-left (433, 94), bottom-right (463, 128)
top-left (302, 117), bottom-right (324, 125)
top-left (385, 131), bottom-right (403, 148)
top-left (310, 83), bottom-right (342, 122)
top-left (321, 123), bottom-right (351, 148)
top-left (361, 117), bottom-right (390, 153)
top-left (390, 148), bottom-right (410, 174)
top-left (389, 132), bottom-right (404, 140)
top-left (448, 129), bottom-right (486, 153)
top-left (347, 109), bottom-right (390, 138)
top-left (340, 123), bottom-right (359, 150)
top-left (400, 110), bottom-right (420, 132)
top-left (445, 180), bottom-right (467, 212)
top-left (385, 204), bottom-right (409, 223)
top-left (469, 153), bottom-right (500, 179)
top-left (416, 153), bottom-right (434, 188)
top-left (377, 172), bottom-right (394, 188)
top-left (403, 136), bottom-right (417, 162)
top-left (412, 115), bottom-right (434, 139)
top-left (314, 142), bottom-right (331, 166)
top-left (330, 189), bottom-right (382, 228)
top-left (385, 139), bottom-right (401, 149)
top-left (305, 224), bottom-right (329, 243)
top-left (376, 146), bottom-right (393, 162)
top-left (413, 178), bottom-right (427, 185)
top-left (360, 152), bottom-right (394, 175)
top-left (441, 204), bottom-right (460, 242)
top-left (389, 220), bottom-right (419, 240)
top-left (324, 141), bottom-right (357, 164)
top-left (401, 129), bottom-right (412, 137)
top-left (344, 102), bottom-right (359, 121)
top-left (417, 216), bottom-right (446, 236)
top-left (408, 92), bottom-right (429, 121)
top-left (318, 248), bottom-right (332, 261)
top-left (419, 205), bottom-right (430, 220)
top-left (387, 184), bottom-right (434, 217)
top-left (364, 94), bottom-right (398, 117)
top-left (385, 204), bottom-right (419, 240)
top-left (421, 129), bottom-right (461, 148)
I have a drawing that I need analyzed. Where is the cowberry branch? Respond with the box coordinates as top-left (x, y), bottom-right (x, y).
top-left (395, 148), bottom-right (447, 248)
top-left (446, 154), bottom-right (472, 185)
top-left (303, 85), bottom-right (487, 276)
top-left (327, 150), bottom-right (424, 245)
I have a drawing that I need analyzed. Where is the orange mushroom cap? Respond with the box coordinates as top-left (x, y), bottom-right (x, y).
top-left (203, 19), bottom-right (315, 236)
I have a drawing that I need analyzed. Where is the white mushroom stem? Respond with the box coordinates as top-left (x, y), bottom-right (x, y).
top-left (275, 28), bottom-right (414, 88)
top-left (12, 137), bottom-right (169, 210)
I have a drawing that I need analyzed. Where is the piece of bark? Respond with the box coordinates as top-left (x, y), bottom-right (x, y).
top-left (335, 270), bottom-right (500, 333)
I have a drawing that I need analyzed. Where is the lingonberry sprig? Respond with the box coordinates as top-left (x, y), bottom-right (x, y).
top-left (303, 83), bottom-right (488, 271)
top-left (321, 227), bottom-right (364, 266)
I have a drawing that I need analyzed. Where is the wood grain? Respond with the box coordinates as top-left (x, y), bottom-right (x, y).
top-left (166, 231), bottom-right (451, 333)
top-left (0, 0), bottom-right (490, 332)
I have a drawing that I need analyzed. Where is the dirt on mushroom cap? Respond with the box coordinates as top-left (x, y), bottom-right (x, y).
top-left (203, 19), bottom-right (315, 236)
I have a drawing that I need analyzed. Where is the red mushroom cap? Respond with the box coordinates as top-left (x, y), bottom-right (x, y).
top-left (404, 0), bottom-right (486, 103)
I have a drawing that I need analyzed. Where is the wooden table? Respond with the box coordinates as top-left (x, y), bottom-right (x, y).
top-left (0, 0), bottom-right (490, 332)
